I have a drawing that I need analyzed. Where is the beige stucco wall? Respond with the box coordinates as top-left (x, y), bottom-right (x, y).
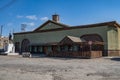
top-left (107, 26), bottom-right (118, 50)
top-left (14, 26), bottom-right (108, 50)
top-left (117, 28), bottom-right (120, 50)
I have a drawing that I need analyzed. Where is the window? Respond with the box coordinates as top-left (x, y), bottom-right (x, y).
top-left (60, 46), bottom-right (65, 52)
top-left (21, 39), bottom-right (30, 52)
top-left (68, 45), bottom-right (73, 51)
top-left (15, 42), bottom-right (20, 52)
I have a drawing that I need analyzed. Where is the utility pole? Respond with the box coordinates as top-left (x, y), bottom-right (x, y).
top-left (0, 25), bottom-right (3, 37)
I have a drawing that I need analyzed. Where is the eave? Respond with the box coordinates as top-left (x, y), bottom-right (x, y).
top-left (13, 21), bottom-right (120, 35)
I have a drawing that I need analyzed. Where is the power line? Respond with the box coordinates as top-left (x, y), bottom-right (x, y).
top-left (0, 0), bottom-right (17, 11)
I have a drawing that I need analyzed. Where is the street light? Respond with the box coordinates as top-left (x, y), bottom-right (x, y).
top-left (88, 41), bottom-right (92, 51)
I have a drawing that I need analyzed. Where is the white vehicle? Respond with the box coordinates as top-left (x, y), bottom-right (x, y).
top-left (22, 52), bottom-right (31, 57)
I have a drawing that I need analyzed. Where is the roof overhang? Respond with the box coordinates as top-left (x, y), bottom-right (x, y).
top-left (13, 21), bottom-right (120, 35)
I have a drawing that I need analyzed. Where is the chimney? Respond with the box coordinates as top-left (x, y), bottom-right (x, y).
top-left (52, 14), bottom-right (59, 22)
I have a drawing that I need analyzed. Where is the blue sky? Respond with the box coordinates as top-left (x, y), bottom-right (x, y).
top-left (1, 0), bottom-right (120, 36)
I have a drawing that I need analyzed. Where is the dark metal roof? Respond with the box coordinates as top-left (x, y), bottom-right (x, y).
top-left (14, 21), bottom-right (120, 35)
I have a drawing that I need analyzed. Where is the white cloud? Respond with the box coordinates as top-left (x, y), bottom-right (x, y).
top-left (40, 17), bottom-right (49, 21)
top-left (27, 22), bottom-right (35, 26)
top-left (16, 15), bottom-right (24, 18)
top-left (22, 22), bottom-right (35, 27)
top-left (7, 23), bottom-right (13, 26)
top-left (26, 15), bottom-right (37, 20)
top-left (16, 15), bottom-right (39, 20)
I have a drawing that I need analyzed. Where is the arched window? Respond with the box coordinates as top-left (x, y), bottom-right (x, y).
top-left (21, 39), bottom-right (30, 52)
top-left (81, 34), bottom-right (104, 55)
top-left (80, 34), bottom-right (103, 42)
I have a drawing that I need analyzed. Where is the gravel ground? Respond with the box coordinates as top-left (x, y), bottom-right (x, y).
top-left (0, 55), bottom-right (120, 80)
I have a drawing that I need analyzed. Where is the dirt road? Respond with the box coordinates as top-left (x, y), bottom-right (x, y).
top-left (0, 56), bottom-right (120, 80)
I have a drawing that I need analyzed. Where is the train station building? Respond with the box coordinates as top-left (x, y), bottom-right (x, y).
top-left (13, 14), bottom-right (120, 58)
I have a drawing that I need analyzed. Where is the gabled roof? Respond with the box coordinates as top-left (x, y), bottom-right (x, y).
top-left (71, 21), bottom-right (120, 28)
top-left (34, 20), bottom-right (69, 31)
top-left (14, 21), bottom-right (120, 35)
top-left (67, 36), bottom-right (85, 42)
top-left (59, 36), bottom-right (86, 45)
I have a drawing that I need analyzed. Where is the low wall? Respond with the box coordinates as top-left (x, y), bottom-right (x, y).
top-left (90, 51), bottom-right (102, 58)
top-left (47, 51), bottom-right (102, 58)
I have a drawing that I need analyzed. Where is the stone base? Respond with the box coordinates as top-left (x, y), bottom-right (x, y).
top-left (108, 50), bottom-right (120, 56)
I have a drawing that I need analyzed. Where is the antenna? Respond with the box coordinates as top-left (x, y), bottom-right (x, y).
top-left (12, 28), bottom-right (14, 33)
top-left (21, 24), bottom-right (27, 32)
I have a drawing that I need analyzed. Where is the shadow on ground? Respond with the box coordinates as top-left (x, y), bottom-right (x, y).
top-left (30, 55), bottom-right (90, 60)
top-left (23, 53), bottom-right (91, 60)
top-left (31, 56), bottom-right (89, 60)
top-left (111, 57), bottom-right (120, 61)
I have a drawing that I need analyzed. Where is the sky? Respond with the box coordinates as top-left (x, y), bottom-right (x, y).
top-left (1, 0), bottom-right (120, 36)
